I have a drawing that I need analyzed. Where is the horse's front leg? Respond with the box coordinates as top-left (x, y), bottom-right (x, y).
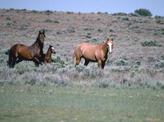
top-left (101, 61), bottom-right (106, 69)
top-left (38, 54), bottom-right (44, 65)
top-left (97, 59), bottom-right (102, 69)
top-left (33, 57), bottom-right (40, 66)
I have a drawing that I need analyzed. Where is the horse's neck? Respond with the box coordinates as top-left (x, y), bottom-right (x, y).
top-left (31, 38), bottom-right (43, 53)
top-left (101, 42), bottom-right (109, 54)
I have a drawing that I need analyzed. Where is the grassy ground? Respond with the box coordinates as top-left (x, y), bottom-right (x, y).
top-left (0, 85), bottom-right (164, 122)
top-left (0, 9), bottom-right (164, 122)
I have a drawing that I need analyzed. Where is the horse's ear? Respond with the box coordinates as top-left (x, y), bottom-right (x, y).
top-left (108, 37), bottom-right (113, 41)
top-left (42, 29), bottom-right (45, 34)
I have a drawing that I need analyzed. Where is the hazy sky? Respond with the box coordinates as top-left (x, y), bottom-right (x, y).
top-left (0, 0), bottom-right (164, 16)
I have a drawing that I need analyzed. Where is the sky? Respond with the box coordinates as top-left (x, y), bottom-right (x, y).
top-left (0, 0), bottom-right (164, 16)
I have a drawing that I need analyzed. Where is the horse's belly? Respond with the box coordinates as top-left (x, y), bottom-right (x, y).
top-left (81, 48), bottom-right (96, 61)
top-left (18, 51), bottom-right (33, 60)
top-left (82, 52), bottom-right (97, 61)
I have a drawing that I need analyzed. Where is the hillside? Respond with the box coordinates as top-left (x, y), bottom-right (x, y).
top-left (0, 9), bottom-right (164, 87)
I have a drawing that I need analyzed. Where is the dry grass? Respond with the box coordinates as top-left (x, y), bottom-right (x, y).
top-left (0, 9), bottom-right (164, 88)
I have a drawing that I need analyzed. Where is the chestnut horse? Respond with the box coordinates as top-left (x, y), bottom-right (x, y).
top-left (73, 38), bottom-right (113, 69)
top-left (8, 30), bottom-right (46, 68)
top-left (42, 45), bottom-right (56, 64)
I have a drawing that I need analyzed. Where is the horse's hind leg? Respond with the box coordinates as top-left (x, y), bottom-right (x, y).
top-left (84, 59), bottom-right (89, 66)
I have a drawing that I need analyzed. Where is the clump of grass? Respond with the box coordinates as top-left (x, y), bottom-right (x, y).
top-left (155, 60), bottom-right (164, 69)
top-left (97, 29), bottom-right (103, 33)
top-left (155, 16), bottom-right (164, 24)
top-left (122, 17), bottom-right (129, 21)
top-left (128, 13), bottom-right (138, 17)
top-left (84, 27), bottom-right (94, 31)
top-left (97, 12), bottom-right (102, 14)
top-left (141, 40), bottom-right (162, 47)
top-left (66, 11), bottom-right (74, 14)
top-left (115, 58), bottom-right (128, 66)
top-left (6, 17), bottom-right (11, 21)
top-left (90, 38), bottom-right (99, 43)
top-left (112, 12), bottom-right (128, 16)
top-left (154, 28), bottom-right (164, 35)
top-left (97, 80), bottom-right (110, 88)
top-left (67, 27), bottom-right (75, 33)
top-left (156, 82), bottom-right (164, 89)
top-left (53, 56), bottom-right (65, 67)
top-left (85, 33), bottom-right (92, 39)
top-left (45, 10), bottom-right (53, 15)
top-left (31, 10), bottom-right (39, 13)
top-left (44, 19), bottom-right (60, 23)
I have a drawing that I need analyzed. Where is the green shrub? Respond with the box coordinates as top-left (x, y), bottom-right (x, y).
top-left (156, 19), bottom-right (164, 24)
top-left (115, 59), bottom-right (128, 66)
top-left (122, 17), bottom-right (129, 21)
top-left (128, 13), bottom-right (138, 17)
top-left (141, 40), bottom-right (162, 47)
top-left (67, 27), bottom-right (75, 33)
top-left (6, 17), bottom-right (11, 21)
top-left (113, 12), bottom-right (128, 16)
top-left (134, 8), bottom-right (152, 16)
top-left (155, 60), bottom-right (164, 68)
top-left (97, 12), bottom-right (102, 14)
top-left (66, 11), bottom-right (74, 14)
top-left (44, 19), bottom-right (59, 23)
top-left (31, 10), bottom-right (38, 13)
top-left (155, 16), bottom-right (164, 24)
top-left (154, 16), bottom-right (163, 19)
top-left (154, 28), bottom-right (164, 35)
top-left (97, 29), bottom-right (103, 33)
top-left (53, 56), bottom-right (65, 67)
top-left (45, 10), bottom-right (53, 14)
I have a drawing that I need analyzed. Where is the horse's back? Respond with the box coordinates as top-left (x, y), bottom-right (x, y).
top-left (10, 43), bottom-right (33, 59)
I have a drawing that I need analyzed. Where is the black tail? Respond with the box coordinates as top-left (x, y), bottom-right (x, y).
top-left (8, 49), bottom-right (15, 68)
top-left (5, 49), bottom-right (10, 55)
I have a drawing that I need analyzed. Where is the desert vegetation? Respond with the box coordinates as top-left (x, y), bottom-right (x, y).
top-left (0, 8), bottom-right (164, 121)
top-left (134, 8), bottom-right (152, 17)
top-left (0, 8), bottom-right (163, 88)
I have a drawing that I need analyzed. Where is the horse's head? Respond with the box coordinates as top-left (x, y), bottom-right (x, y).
top-left (38, 30), bottom-right (46, 43)
top-left (49, 45), bottom-right (56, 54)
top-left (106, 38), bottom-right (113, 54)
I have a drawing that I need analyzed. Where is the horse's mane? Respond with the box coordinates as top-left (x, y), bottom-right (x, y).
top-left (30, 31), bottom-right (45, 56)
top-left (32, 33), bottom-right (43, 46)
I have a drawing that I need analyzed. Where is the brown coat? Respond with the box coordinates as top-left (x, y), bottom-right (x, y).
top-left (73, 38), bottom-right (113, 69)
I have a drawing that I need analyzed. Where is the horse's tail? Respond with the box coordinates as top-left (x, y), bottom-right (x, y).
top-left (8, 47), bottom-right (16, 68)
top-left (8, 49), bottom-right (12, 67)
top-left (73, 50), bottom-right (76, 66)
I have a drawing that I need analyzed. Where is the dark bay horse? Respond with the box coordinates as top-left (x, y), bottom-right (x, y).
top-left (42, 45), bottom-right (56, 64)
top-left (8, 30), bottom-right (46, 68)
top-left (73, 38), bottom-right (113, 69)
